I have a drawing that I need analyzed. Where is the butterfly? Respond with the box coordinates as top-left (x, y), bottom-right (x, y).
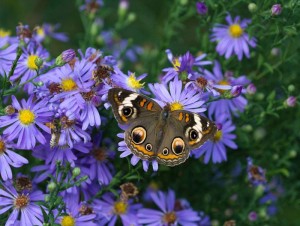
top-left (108, 88), bottom-right (217, 167)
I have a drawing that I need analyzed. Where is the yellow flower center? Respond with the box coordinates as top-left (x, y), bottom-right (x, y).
top-left (172, 58), bottom-right (181, 71)
top-left (0, 28), bottom-right (11, 37)
top-left (61, 215), bottom-right (75, 226)
top-left (27, 55), bottom-right (39, 70)
top-left (213, 130), bottom-right (223, 142)
top-left (127, 73), bottom-right (144, 90)
top-left (0, 140), bottom-right (6, 154)
top-left (18, 109), bottom-right (35, 125)
top-left (14, 194), bottom-right (29, 209)
top-left (163, 212), bottom-right (177, 224)
top-left (229, 24), bottom-right (243, 38)
top-left (36, 27), bottom-right (45, 37)
top-left (170, 102), bottom-right (183, 111)
top-left (61, 78), bottom-right (77, 91)
top-left (113, 201), bottom-right (127, 215)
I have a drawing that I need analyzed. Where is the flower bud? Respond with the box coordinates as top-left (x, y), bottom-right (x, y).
top-left (196, 2), bottom-right (208, 15)
top-left (34, 57), bottom-right (43, 69)
top-left (55, 49), bottom-right (76, 66)
top-left (72, 167), bottom-right (81, 177)
top-left (288, 84), bottom-right (295, 92)
top-left (289, 150), bottom-right (297, 158)
top-left (118, 0), bottom-right (129, 18)
top-left (242, 124), bottom-right (253, 132)
top-left (271, 4), bottom-right (282, 16)
top-left (44, 194), bottom-right (50, 202)
top-left (248, 211), bottom-right (257, 221)
top-left (247, 83), bottom-right (256, 95)
top-left (230, 85), bottom-right (243, 97)
top-left (254, 184), bottom-right (265, 198)
top-left (285, 96), bottom-right (296, 107)
top-left (180, 0), bottom-right (188, 5)
top-left (271, 47), bottom-right (281, 56)
top-left (248, 3), bottom-right (257, 13)
top-left (4, 105), bottom-right (16, 115)
top-left (47, 182), bottom-right (56, 192)
top-left (253, 127), bottom-right (266, 141)
top-left (127, 13), bottom-right (136, 23)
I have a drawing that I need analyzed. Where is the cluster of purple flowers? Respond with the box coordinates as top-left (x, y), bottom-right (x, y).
top-left (1, 0), bottom-right (287, 223)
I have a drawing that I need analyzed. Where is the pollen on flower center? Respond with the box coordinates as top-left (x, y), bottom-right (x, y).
top-left (36, 27), bottom-right (45, 37)
top-left (0, 139), bottom-right (6, 154)
top-left (93, 148), bottom-right (107, 162)
top-left (14, 194), bottom-right (29, 209)
top-left (172, 58), bottom-right (181, 71)
top-left (163, 211), bottom-right (177, 224)
top-left (213, 130), bottom-right (223, 142)
top-left (113, 201), bottom-right (127, 215)
top-left (0, 28), bottom-right (11, 37)
top-left (18, 109), bottom-right (35, 125)
top-left (196, 77), bottom-right (208, 89)
top-left (61, 215), bottom-right (75, 226)
top-left (170, 102), bottom-right (184, 111)
top-left (229, 24), bottom-right (243, 38)
top-left (127, 73), bottom-right (144, 90)
top-left (61, 78), bottom-right (77, 91)
top-left (27, 55), bottom-right (39, 70)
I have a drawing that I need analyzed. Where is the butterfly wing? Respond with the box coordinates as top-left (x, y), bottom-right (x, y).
top-left (108, 88), bottom-right (162, 161)
top-left (156, 110), bottom-right (217, 167)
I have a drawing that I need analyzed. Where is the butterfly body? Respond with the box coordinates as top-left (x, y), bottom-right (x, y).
top-left (108, 88), bottom-right (217, 167)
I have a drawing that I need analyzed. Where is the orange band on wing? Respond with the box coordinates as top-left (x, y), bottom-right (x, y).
top-left (147, 102), bottom-right (154, 110)
top-left (140, 98), bottom-right (147, 107)
top-left (157, 153), bottom-right (182, 160)
top-left (178, 112), bottom-right (183, 121)
top-left (131, 142), bottom-right (155, 156)
top-left (185, 113), bottom-right (190, 122)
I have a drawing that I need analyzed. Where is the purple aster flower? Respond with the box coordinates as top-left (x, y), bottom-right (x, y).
top-left (75, 133), bottom-right (114, 185)
top-left (42, 59), bottom-right (95, 119)
top-left (192, 115), bottom-right (237, 163)
top-left (117, 133), bottom-right (159, 172)
top-left (211, 14), bottom-right (256, 60)
top-left (0, 39), bottom-right (17, 77)
top-left (271, 4), bottom-right (282, 15)
top-left (205, 61), bottom-right (250, 118)
top-left (138, 189), bottom-right (200, 225)
top-left (196, 2), bottom-right (208, 15)
top-left (111, 67), bottom-right (148, 93)
top-left (33, 23), bottom-right (68, 43)
top-left (93, 192), bottom-right (142, 226)
top-left (0, 95), bottom-right (53, 150)
top-left (10, 41), bottom-right (50, 93)
top-left (149, 78), bottom-right (206, 113)
top-left (56, 195), bottom-right (97, 226)
top-left (0, 136), bottom-right (28, 181)
top-left (247, 157), bottom-right (267, 186)
top-left (0, 181), bottom-right (45, 226)
top-left (162, 49), bottom-right (211, 83)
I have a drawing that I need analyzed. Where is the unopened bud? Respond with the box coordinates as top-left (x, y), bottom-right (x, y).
top-left (5, 105), bottom-right (16, 115)
top-left (55, 49), bottom-right (76, 66)
top-left (35, 57), bottom-right (43, 69)
top-left (47, 182), bottom-right (56, 192)
top-left (248, 3), bottom-right (257, 13)
top-left (231, 85), bottom-right (243, 97)
top-left (72, 167), bottom-right (81, 177)
top-left (247, 83), bottom-right (256, 95)
top-left (285, 96), bottom-right (296, 107)
top-left (271, 4), bottom-right (282, 16)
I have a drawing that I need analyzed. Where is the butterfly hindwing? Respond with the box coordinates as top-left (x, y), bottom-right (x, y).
top-left (156, 110), bottom-right (217, 166)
